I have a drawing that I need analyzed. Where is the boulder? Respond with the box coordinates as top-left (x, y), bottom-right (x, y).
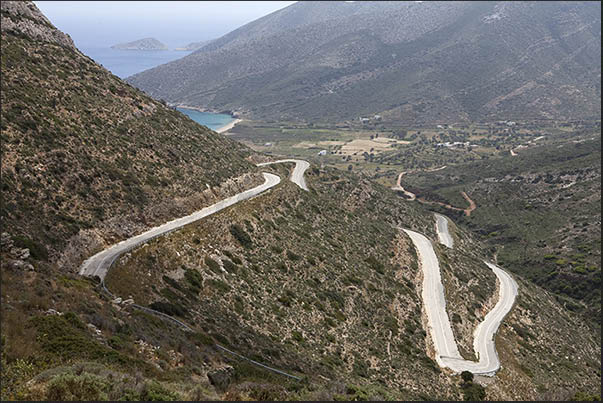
top-left (16, 248), bottom-right (30, 260)
top-left (0, 232), bottom-right (12, 250)
top-left (45, 308), bottom-right (63, 316)
top-left (9, 259), bottom-right (34, 271)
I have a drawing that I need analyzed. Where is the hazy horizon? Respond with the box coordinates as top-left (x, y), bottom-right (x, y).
top-left (33, 1), bottom-right (295, 49)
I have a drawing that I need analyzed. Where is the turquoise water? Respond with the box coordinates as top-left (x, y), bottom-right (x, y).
top-left (81, 48), bottom-right (192, 78)
top-left (176, 108), bottom-right (234, 131)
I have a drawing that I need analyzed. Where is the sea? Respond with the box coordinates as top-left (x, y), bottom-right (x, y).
top-left (80, 47), bottom-right (192, 79)
top-left (80, 48), bottom-right (234, 131)
top-left (176, 108), bottom-right (235, 132)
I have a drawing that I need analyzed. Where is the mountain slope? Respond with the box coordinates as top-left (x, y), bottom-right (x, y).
top-left (103, 164), bottom-right (601, 401)
top-left (404, 129), bottom-right (602, 327)
top-left (1, 2), bottom-right (600, 401)
top-left (1, 1), bottom-right (257, 272)
top-left (128, 1), bottom-right (601, 124)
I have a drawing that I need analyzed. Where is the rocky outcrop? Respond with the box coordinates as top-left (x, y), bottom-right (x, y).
top-left (1, 232), bottom-right (34, 271)
top-left (1, 1), bottom-right (77, 50)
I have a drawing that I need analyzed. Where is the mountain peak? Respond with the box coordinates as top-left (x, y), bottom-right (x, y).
top-left (1, 1), bottom-right (76, 50)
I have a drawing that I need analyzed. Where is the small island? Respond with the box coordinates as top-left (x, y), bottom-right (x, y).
top-left (111, 37), bottom-right (168, 51)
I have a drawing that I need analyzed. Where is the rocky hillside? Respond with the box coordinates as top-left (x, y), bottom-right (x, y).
top-left (128, 1), bottom-right (601, 124)
top-left (405, 129), bottom-right (602, 328)
top-left (3, 160), bottom-right (600, 400)
top-left (1, 1), bottom-right (257, 272)
top-left (111, 37), bottom-right (168, 50)
top-left (0, 0), bottom-right (77, 49)
top-left (1, 2), bottom-right (600, 402)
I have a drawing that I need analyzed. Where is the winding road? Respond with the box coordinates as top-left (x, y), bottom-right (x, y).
top-left (79, 160), bottom-right (309, 280)
top-left (257, 159), bottom-right (310, 191)
top-left (403, 215), bottom-right (518, 376)
top-left (391, 171), bottom-right (416, 200)
top-left (78, 157), bottom-right (515, 378)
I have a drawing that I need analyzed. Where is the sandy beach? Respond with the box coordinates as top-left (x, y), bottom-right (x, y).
top-left (173, 104), bottom-right (241, 133)
top-left (216, 118), bottom-right (242, 133)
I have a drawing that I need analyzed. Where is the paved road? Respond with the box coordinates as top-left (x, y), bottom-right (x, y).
top-left (257, 159), bottom-right (310, 191)
top-left (78, 160), bottom-right (310, 381)
top-left (403, 229), bottom-right (463, 367)
top-left (434, 213), bottom-right (453, 248)
top-left (458, 261), bottom-right (518, 375)
top-left (404, 227), bottom-right (518, 376)
top-left (80, 159), bottom-right (310, 280)
top-left (80, 172), bottom-right (281, 280)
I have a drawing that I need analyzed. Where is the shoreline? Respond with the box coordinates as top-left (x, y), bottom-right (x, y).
top-left (216, 118), bottom-right (242, 133)
top-left (174, 104), bottom-right (241, 133)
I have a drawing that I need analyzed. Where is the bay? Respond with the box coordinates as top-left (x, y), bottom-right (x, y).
top-left (80, 48), bottom-right (192, 79)
top-left (176, 108), bottom-right (235, 132)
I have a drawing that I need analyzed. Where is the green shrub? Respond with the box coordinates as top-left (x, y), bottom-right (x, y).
top-left (30, 314), bottom-right (127, 366)
top-left (365, 255), bottom-right (384, 274)
top-left (222, 259), bottom-right (238, 274)
top-left (11, 235), bottom-right (48, 261)
top-left (573, 266), bottom-right (587, 274)
top-left (108, 335), bottom-right (129, 351)
top-left (461, 382), bottom-right (486, 401)
top-left (571, 391), bottom-right (601, 401)
top-left (277, 295), bottom-right (292, 307)
top-left (46, 373), bottom-right (109, 401)
top-left (286, 250), bottom-right (301, 261)
top-left (460, 371), bottom-right (473, 383)
top-left (148, 301), bottom-right (188, 317)
top-left (162, 275), bottom-right (183, 291)
top-left (204, 256), bottom-right (221, 274)
top-left (459, 371), bottom-right (486, 401)
top-left (207, 279), bottom-right (230, 294)
top-left (187, 331), bottom-right (214, 346)
top-left (352, 359), bottom-right (369, 378)
top-left (159, 287), bottom-right (181, 304)
top-left (184, 269), bottom-right (202, 291)
top-left (139, 380), bottom-right (180, 401)
top-left (275, 262), bottom-right (288, 273)
top-left (230, 224), bottom-right (252, 248)
top-left (452, 313), bottom-right (463, 324)
top-left (223, 250), bottom-right (242, 264)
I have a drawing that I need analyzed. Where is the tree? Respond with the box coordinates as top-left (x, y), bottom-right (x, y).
top-left (459, 371), bottom-right (486, 401)
top-left (461, 371), bottom-right (473, 383)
